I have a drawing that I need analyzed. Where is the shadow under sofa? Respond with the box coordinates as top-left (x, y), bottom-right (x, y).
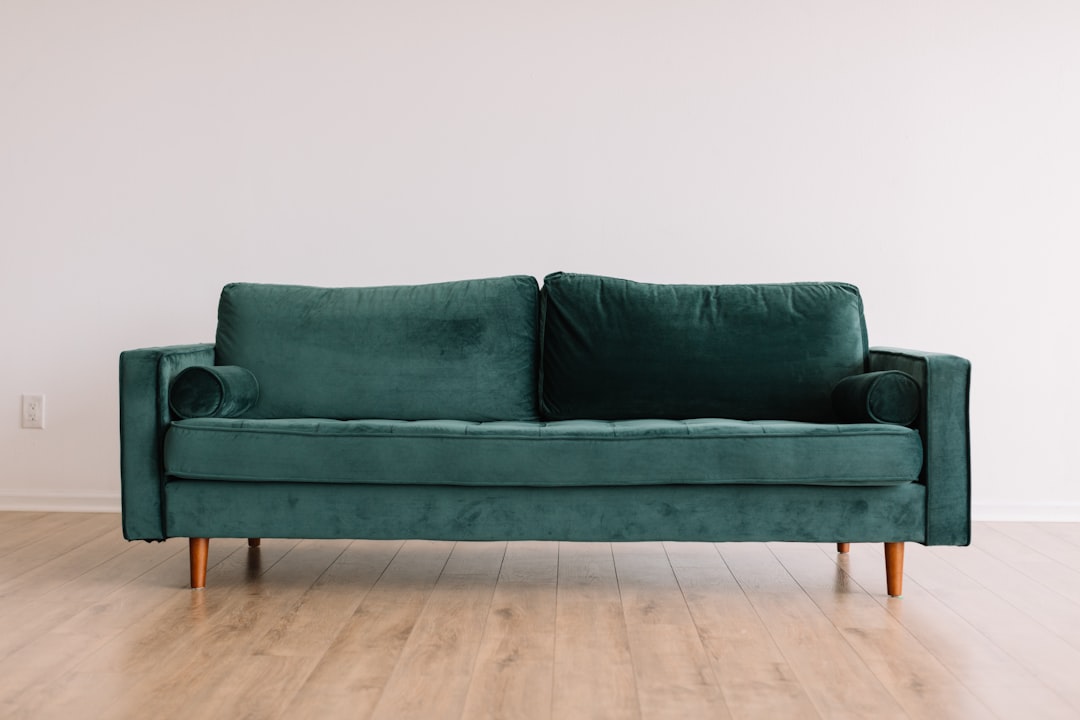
top-left (119, 273), bottom-right (971, 597)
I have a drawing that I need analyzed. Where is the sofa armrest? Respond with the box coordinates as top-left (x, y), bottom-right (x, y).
top-left (870, 347), bottom-right (971, 545)
top-left (119, 344), bottom-right (215, 540)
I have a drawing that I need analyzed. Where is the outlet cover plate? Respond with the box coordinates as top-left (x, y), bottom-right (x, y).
top-left (22, 394), bottom-right (44, 429)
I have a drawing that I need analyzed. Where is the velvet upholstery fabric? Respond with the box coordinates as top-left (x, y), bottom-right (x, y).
top-left (164, 480), bottom-right (926, 544)
top-left (832, 370), bottom-right (920, 425)
top-left (540, 273), bottom-right (868, 421)
top-left (215, 277), bottom-right (540, 421)
top-left (870, 348), bottom-right (971, 546)
top-left (118, 286), bottom-right (971, 554)
top-left (119, 344), bottom-right (214, 540)
top-left (168, 365), bottom-right (259, 419)
top-left (164, 417), bottom-right (922, 487)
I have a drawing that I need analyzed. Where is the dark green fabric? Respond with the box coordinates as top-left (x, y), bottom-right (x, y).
top-left (119, 344), bottom-right (215, 540)
top-left (164, 417), bottom-right (922, 487)
top-left (540, 273), bottom-right (868, 421)
top-left (168, 365), bottom-right (259, 419)
top-left (119, 285), bottom-right (970, 556)
top-left (164, 480), bottom-right (926, 544)
top-left (832, 370), bottom-right (920, 425)
top-left (215, 277), bottom-right (540, 421)
top-left (870, 348), bottom-right (971, 546)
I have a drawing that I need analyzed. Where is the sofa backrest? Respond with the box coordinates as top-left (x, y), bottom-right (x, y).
top-left (215, 277), bottom-right (540, 421)
top-left (540, 273), bottom-right (868, 422)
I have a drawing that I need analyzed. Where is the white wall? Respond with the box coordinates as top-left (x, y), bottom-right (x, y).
top-left (2, 1), bottom-right (1077, 518)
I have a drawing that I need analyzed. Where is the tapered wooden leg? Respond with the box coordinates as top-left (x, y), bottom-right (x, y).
top-left (248, 538), bottom-right (261, 548)
top-left (189, 537), bottom-right (209, 589)
top-left (885, 542), bottom-right (904, 597)
top-left (837, 543), bottom-right (850, 553)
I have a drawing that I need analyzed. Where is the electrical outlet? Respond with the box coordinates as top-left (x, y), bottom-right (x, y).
top-left (22, 394), bottom-right (44, 429)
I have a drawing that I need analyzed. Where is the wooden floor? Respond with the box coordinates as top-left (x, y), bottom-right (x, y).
top-left (1, 515), bottom-right (1079, 719)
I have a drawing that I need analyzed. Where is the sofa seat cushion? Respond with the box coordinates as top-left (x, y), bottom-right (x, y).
top-left (164, 418), bottom-right (922, 488)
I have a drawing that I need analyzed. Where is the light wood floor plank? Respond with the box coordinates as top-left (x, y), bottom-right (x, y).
top-left (368, 541), bottom-right (507, 720)
top-left (552, 542), bottom-right (641, 720)
top-left (0, 537), bottom-right (238, 717)
top-left (0, 511), bottom-right (94, 557)
top-left (252, 539), bottom-right (404, 659)
top-left (51, 538), bottom-right (291, 719)
top-left (2, 517), bottom-right (1080, 720)
top-left (918, 542), bottom-right (1080, 713)
top-left (770, 542), bottom-right (993, 719)
top-left (985, 521), bottom-right (1080, 575)
top-left (71, 539), bottom-right (290, 675)
top-left (459, 541), bottom-right (558, 720)
top-left (1029, 521), bottom-right (1080, 549)
top-left (21, 538), bottom-right (283, 718)
top-left (944, 526), bottom-right (1080, 651)
top-left (0, 524), bottom-right (135, 604)
top-left (664, 541), bottom-right (820, 720)
top-left (0, 513), bottom-right (119, 582)
top-left (0, 525), bottom-right (191, 713)
top-left (0, 531), bottom-right (181, 663)
top-left (612, 542), bottom-right (731, 720)
top-left (0, 511), bottom-right (47, 534)
top-left (105, 539), bottom-right (355, 719)
top-left (282, 540), bottom-right (455, 718)
top-left (163, 540), bottom-right (375, 720)
top-left (838, 542), bottom-right (1079, 718)
top-left (718, 542), bottom-right (907, 719)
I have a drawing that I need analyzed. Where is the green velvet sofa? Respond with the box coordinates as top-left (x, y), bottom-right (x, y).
top-left (119, 273), bottom-right (971, 596)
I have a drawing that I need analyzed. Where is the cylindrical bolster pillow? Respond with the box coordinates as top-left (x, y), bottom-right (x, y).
top-left (831, 370), bottom-right (920, 425)
top-left (169, 366), bottom-right (259, 419)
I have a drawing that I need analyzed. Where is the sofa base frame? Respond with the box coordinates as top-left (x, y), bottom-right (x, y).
top-left (186, 537), bottom-right (906, 597)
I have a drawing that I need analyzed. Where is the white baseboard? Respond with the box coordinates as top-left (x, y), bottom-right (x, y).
top-left (0, 492), bottom-right (121, 513)
top-left (972, 503), bottom-right (1080, 522)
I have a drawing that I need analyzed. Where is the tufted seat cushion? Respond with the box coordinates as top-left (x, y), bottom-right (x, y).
top-left (164, 417), bottom-right (922, 488)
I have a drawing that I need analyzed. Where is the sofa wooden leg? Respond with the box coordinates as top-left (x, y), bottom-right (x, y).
top-left (837, 543), bottom-right (850, 553)
top-left (189, 537), bottom-right (209, 589)
top-left (885, 542), bottom-right (904, 597)
top-left (248, 538), bottom-right (261, 548)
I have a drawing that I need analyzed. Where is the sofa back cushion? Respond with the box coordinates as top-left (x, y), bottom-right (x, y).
top-left (540, 273), bottom-right (868, 421)
top-left (216, 277), bottom-right (540, 421)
